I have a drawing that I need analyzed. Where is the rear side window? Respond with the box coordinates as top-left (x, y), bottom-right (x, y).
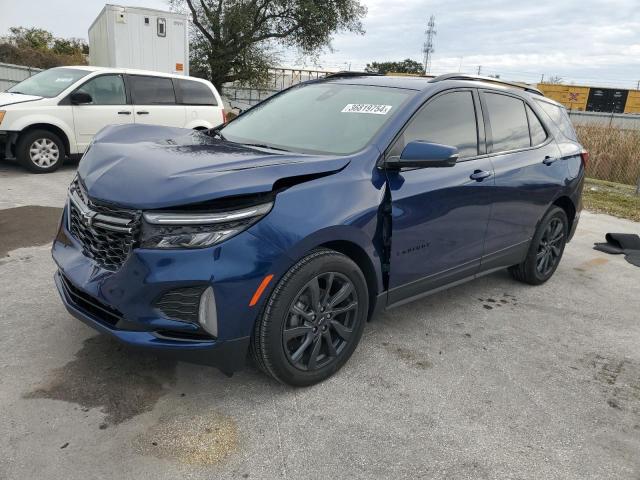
top-left (400, 91), bottom-right (478, 158)
top-left (526, 105), bottom-right (547, 146)
top-left (129, 75), bottom-right (176, 104)
top-left (535, 99), bottom-right (578, 141)
top-left (484, 93), bottom-right (530, 152)
top-left (179, 79), bottom-right (217, 105)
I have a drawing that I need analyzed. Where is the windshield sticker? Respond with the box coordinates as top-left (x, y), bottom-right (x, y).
top-left (341, 104), bottom-right (392, 115)
top-left (54, 77), bottom-right (74, 83)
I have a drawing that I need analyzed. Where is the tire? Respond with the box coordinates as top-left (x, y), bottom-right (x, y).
top-left (509, 206), bottom-right (569, 285)
top-left (16, 129), bottom-right (65, 173)
top-left (251, 249), bottom-right (369, 387)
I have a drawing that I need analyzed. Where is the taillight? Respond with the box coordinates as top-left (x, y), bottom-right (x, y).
top-left (222, 110), bottom-right (228, 124)
top-left (580, 149), bottom-right (589, 168)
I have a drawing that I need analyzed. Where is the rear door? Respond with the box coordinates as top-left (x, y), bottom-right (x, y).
top-left (71, 74), bottom-right (133, 152)
top-left (127, 75), bottom-right (186, 127)
top-left (386, 89), bottom-right (494, 305)
top-left (479, 90), bottom-right (565, 269)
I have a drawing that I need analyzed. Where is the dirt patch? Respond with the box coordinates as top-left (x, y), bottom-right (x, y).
top-left (574, 257), bottom-right (610, 272)
top-left (23, 335), bottom-right (177, 426)
top-left (133, 412), bottom-right (238, 465)
top-left (0, 205), bottom-right (63, 257)
top-left (478, 294), bottom-right (518, 310)
top-left (383, 343), bottom-right (432, 370)
top-left (585, 353), bottom-right (640, 413)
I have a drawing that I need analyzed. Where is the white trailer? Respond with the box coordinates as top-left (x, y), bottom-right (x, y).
top-left (89, 4), bottom-right (189, 76)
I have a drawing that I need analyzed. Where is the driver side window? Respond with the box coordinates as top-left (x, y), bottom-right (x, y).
top-left (390, 91), bottom-right (479, 159)
top-left (76, 75), bottom-right (127, 105)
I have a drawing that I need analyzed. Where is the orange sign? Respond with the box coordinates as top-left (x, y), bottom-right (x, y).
top-left (176, 63), bottom-right (184, 72)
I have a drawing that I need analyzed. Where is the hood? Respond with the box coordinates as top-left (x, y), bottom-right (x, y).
top-left (78, 124), bottom-right (350, 210)
top-left (0, 92), bottom-right (43, 107)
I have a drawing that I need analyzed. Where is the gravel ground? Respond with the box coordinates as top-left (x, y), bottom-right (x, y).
top-left (1, 160), bottom-right (639, 479)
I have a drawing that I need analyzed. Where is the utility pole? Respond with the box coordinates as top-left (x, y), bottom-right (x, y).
top-left (477, 65), bottom-right (482, 75)
top-left (423, 15), bottom-right (436, 75)
top-left (541, 74), bottom-right (545, 83)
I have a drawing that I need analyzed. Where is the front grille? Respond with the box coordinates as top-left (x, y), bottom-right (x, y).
top-left (155, 286), bottom-right (206, 323)
top-left (68, 177), bottom-right (140, 271)
top-left (59, 273), bottom-right (123, 327)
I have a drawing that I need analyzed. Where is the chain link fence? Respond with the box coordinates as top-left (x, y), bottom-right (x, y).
top-left (575, 123), bottom-right (640, 190)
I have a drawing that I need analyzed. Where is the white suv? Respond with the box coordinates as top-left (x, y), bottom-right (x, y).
top-left (0, 66), bottom-right (225, 173)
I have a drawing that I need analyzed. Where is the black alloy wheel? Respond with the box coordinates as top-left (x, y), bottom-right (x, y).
top-left (536, 217), bottom-right (564, 277)
top-left (509, 206), bottom-right (569, 285)
top-left (251, 249), bottom-right (368, 386)
top-left (283, 272), bottom-right (358, 371)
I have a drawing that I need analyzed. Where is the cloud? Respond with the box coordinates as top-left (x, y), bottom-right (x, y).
top-left (309, 0), bottom-right (640, 88)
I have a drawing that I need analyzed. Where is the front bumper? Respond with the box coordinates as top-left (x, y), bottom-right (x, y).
top-left (52, 206), bottom-right (287, 375)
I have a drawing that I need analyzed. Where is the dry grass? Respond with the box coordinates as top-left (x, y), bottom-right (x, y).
top-left (583, 178), bottom-right (640, 222)
top-left (576, 124), bottom-right (640, 186)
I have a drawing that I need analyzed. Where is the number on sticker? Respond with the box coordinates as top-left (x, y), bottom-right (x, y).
top-left (342, 104), bottom-right (392, 115)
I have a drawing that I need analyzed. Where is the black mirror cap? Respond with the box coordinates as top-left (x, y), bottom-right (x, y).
top-left (70, 92), bottom-right (93, 105)
top-left (387, 141), bottom-right (459, 169)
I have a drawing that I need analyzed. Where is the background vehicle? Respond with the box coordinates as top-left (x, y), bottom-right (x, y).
top-left (51, 73), bottom-right (586, 386)
top-left (0, 66), bottom-right (224, 173)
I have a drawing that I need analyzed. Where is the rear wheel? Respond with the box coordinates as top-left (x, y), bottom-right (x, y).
top-left (251, 249), bottom-right (368, 386)
top-left (509, 206), bottom-right (568, 285)
top-left (17, 129), bottom-right (65, 173)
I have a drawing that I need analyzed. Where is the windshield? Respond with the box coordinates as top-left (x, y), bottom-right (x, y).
top-left (221, 83), bottom-right (413, 155)
top-left (7, 68), bottom-right (89, 98)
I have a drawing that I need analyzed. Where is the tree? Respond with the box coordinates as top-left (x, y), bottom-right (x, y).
top-left (547, 75), bottom-right (563, 84)
top-left (365, 59), bottom-right (424, 75)
top-left (9, 27), bottom-right (53, 50)
top-left (171, 0), bottom-right (367, 90)
top-left (0, 27), bottom-right (88, 68)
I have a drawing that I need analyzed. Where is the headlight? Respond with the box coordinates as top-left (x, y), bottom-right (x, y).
top-left (0, 111), bottom-right (5, 125)
top-left (141, 202), bottom-right (273, 249)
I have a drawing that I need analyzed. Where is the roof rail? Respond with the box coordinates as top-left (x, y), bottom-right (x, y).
top-left (428, 73), bottom-right (543, 95)
top-left (323, 71), bottom-right (383, 79)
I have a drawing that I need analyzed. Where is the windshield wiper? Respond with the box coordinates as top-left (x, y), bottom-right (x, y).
top-left (241, 143), bottom-right (291, 153)
top-left (205, 127), bottom-right (228, 141)
top-left (9, 91), bottom-right (25, 95)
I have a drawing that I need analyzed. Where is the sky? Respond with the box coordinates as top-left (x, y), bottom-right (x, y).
top-left (1, 0), bottom-right (639, 89)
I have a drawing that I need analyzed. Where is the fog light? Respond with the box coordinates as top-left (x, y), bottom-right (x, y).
top-left (198, 286), bottom-right (218, 337)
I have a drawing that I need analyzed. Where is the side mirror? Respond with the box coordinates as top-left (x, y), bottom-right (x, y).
top-left (386, 141), bottom-right (459, 169)
top-left (70, 92), bottom-right (93, 105)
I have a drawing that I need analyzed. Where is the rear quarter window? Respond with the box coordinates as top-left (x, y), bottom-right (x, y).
top-left (534, 99), bottom-right (578, 141)
top-left (179, 79), bottom-right (217, 106)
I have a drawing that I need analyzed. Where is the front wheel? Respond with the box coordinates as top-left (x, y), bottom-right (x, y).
top-left (16, 129), bottom-right (65, 173)
top-left (251, 249), bottom-right (368, 386)
top-left (509, 206), bottom-right (569, 285)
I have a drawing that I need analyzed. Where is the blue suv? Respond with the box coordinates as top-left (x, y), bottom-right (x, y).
top-left (52, 73), bottom-right (586, 386)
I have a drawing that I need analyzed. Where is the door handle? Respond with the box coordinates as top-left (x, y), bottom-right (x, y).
top-left (543, 156), bottom-right (558, 165)
top-left (470, 170), bottom-right (492, 181)
top-left (117, 111), bottom-right (131, 115)
top-left (137, 111), bottom-right (149, 115)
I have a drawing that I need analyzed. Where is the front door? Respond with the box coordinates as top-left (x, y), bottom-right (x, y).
top-left (386, 89), bottom-right (494, 306)
top-left (71, 74), bottom-right (133, 153)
